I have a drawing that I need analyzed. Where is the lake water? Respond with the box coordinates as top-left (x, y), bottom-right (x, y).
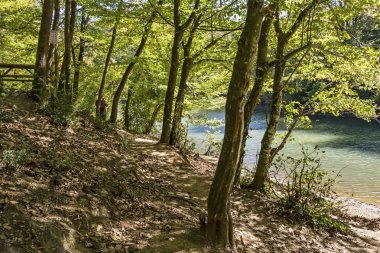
top-left (187, 109), bottom-right (380, 205)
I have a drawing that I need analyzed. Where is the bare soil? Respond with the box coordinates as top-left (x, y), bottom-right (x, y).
top-left (0, 93), bottom-right (379, 252)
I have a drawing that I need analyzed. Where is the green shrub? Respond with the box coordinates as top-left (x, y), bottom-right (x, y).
top-left (121, 138), bottom-right (130, 151)
top-left (51, 96), bottom-right (74, 126)
top-left (93, 117), bottom-right (112, 132)
top-left (176, 122), bottom-right (197, 155)
top-left (204, 130), bottom-right (222, 157)
top-left (2, 149), bottom-right (32, 167)
top-left (0, 111), bottom-right (12, 123)
top-left (239, 167), bottom-right (255, 188)
top-left (58, 155), bottom-right (72, 170)
top-left (269, 146), bottom-right (348, 233)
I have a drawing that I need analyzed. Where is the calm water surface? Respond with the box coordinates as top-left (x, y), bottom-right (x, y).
top-left (188, 109), bottom-right (380, 205)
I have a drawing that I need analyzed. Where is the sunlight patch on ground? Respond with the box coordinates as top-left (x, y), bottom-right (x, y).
top-left (94, 166), bottom-right (108, 172)
top-left (17, 178), bottom-right (48, 191)
top-left (135, 138), bottom-right (156, 143)
top-left (151, 151), bottom-right (170, 157)
top-left (63, 225), bottom-right (80, 253)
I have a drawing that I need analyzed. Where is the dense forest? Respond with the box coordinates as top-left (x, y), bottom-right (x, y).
top-left (1, 0), bottom-right (380, 252)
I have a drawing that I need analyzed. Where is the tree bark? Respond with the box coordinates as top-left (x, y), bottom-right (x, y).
top-left (207, 0), bottom-right (264, 248)
top-left (250, 0), bottom-right (320, 191)
top-left (159, 0), bottom-right (200, 144)
top-left (170, 15), bottom-right (229, 146)
top-left (58, 0), bottom-right (76, 102)
top-left (169, 16), bottom-right (202, 145)
top-left (109, 10), bottom-right (157, 123)
top-left (169, 56), bottom-right (192, 145)
top-left (234, 16), bottom-right (273, 186)
top-left (47, 0), bottom-right (60, 90)
top-left (124, 88), bottom-right (133, 131)
top-left (73, 8), bottom-right (88, 101)
top-left (250, 37), bottom-right (286, 191)
top-left (96, 1), bottom-right (122, 116)
top-left (32, 0), bottom-right (54, 104)
top-left (144, 103), bottom-right (162, 135)
top-left (96, 24), bottom-right (117, 115)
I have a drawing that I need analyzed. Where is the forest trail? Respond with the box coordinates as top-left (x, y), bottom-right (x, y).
top-left (1, 94), bottom-right (380, 252)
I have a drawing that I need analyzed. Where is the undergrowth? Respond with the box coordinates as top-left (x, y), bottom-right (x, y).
top-left (238, 146), bottom-right (349, 234)
top-left (269, 146), bottom-right (348, 234)
top-left (2, 149), bottom-right (33, 168)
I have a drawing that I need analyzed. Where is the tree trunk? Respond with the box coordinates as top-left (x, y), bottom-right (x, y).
top-left (124, 88), bottom-right (133, 131)
top-left (32, 0), bottom-right (54, 104)
top-left (207, 0), bottom-right (264, 248)
top-left (47, 0), bottom-right (60, 90)
top-left (66, 0), bottom-right (76, 101)
top-left (234, 16), bottom-right (273, 186)
top-left (159, 28), bottom-right (184, 143)
top-left (169, 57), bottom-right (192, 145)
top-left (169, 15), bottom-right (201, 146)
top-left (249, 0), bottom-right (319, 191)
top-left (250, 38), bottom-right (286, 191)
top-left (145, 103), bottom-right (162, 135)
top-left (57, 0), bottom-right (70, 94)
top-left (96, 1), bottom-right (122, 116)
top-left (109, 11), bottom-right (157, 123)
top-left (96, 24), bottom-right (117, 115)
top-left (159, 0), bottom-right (200, 144)
top-left (58, 0), bottom-right (76, 102)
top-left (73, 9), bottom-right (88, 101)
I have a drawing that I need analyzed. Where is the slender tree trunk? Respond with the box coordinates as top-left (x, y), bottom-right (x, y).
top-left (169, 57), bottom-right (192, 145)
top-left (73, 9), bottom-right (88, 100)
top-left (169, 15), bottom-right (201, 146)
top-left (66, 0), bottom-right (76, 101)
top-left (249, 0), bottom-right (319, 191)
top-left (250, 38), bottom-right (286, 191)
top-left (96, 1), bottom-right (123, 116)
top-left (47, 0), bottom-right (60, 87)
top-left (160, 28), bottom-right (184, 143)
top-left (144, 103), bottom-right (162, 134)
top-left (58, 0), bottom-right (76, 102)
top-left (32, 0), bottom-right (54, 104)
top-left (57, 0), bottom-right (70, 94)
top-left (234, 16), bottom-right (273, 186)
top-left (109, 11), bottom-right (157, 123)
top-left (96, 24), bottom-right (118, 115)
top-left (124, 89), bottom-right (133, 131)
top-left (207, 0), bottom-right (264, 248)
top-left (159, 0), bottom-right (200, 144)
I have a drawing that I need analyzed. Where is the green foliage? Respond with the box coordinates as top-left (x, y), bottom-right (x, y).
top-left (57, 155), bottom-right (72, 170)
top-left (93, 116), bottom-right (112, 132)
top-left (2, 149), bottom-right (32, 167)
top-left (176, 122), bottom-right (196, 155)
top-left (0, 111), bottom-right (9, 122)
top-left (181, 140), bottom-right (197, 155)
top-left (204, 130), bottom-right (222, 156)
top-left (269, 146), bottom-right (348, 233)
top-left (51, 97), bottom-right (75, 126)
top-left (239, 167), bottom-right (255, 188)
top-left (0, 0), bottom-right (39, 63)
top-left (121, 138), bottom-right (131, 151)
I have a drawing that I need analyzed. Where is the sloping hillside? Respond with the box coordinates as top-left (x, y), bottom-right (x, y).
top-left (0, 94), bottom-right (379, 252)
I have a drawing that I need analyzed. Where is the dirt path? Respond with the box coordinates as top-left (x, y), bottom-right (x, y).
top-left (1, 95), bottom-right (380, 252)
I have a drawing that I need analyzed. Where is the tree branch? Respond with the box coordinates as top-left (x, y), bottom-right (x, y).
top-left (285, 0), bottom-right (326, 39)
top-left (148, 0), bottom-right (173, 27)
top-left (192, 31), bottom-right (233, 60)
top-left (193, 58), bottom-right (231, 66)
top-left (179, 0), bottom-right (201, 31)
top-left (268, 42), bottom-right (312, 68)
